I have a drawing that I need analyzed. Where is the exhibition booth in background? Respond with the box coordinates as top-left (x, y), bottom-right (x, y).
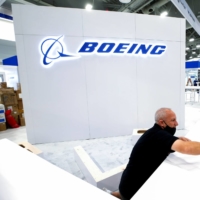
top-left (12, 5), bottom-right (185, 144)
top-left (185, 59), bottom-right (200, 85)
top-left (0, 16), bottom-right (19, 90)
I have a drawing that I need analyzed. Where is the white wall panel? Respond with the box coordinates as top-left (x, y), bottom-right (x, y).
top-left (179, 41), bottom-right (185, 129)
top-left (135, 14), bottom-right (181, 41)
top-left (15, 5), bottom-right (83, 36)
top-left (11, 4), bottom-right (22, 35)
top-left (136, 40), bottom-right (182, 128)
top-left (84, 48), bottom-right (137, 138)
top-left (82, 10), bottom-right (135, 39)
top-left (181, 19), bottom-right (186, 42)
top-left (22, 36), bottom-right (90, 143)
top-left (15, 35), bottom-right (35, 143)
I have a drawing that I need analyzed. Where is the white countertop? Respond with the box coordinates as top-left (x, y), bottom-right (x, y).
top-left (2, 121), bottom-right (200, 200)
top-left (185, 86), bottom-right (200, 89)
top-left (0, 139), bottom-right (116, 200)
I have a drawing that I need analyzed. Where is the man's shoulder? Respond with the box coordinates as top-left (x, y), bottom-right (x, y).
top-left (145, 124), bottom-right (163, 134)
top-left (145, 126), bottom-right (176, 139)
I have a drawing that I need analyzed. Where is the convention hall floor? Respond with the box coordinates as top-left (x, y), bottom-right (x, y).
top-left (0, 101), bottom-right (199, 182)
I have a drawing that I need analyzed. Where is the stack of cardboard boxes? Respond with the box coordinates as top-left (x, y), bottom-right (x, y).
top-left (15, 83), bottom-right (25, 127)
top-left (0, 82), bottom-right (25, 131)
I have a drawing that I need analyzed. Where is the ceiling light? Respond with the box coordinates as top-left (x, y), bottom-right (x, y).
top-left (85, 4), bottom-right (93, 10)
top-left (160, 11), bottom-right (168, 17)
top-left (196, 44), bottom-right (200, 48)
top-left (119, 0), bottom-right (131, 3)
top-left (189, 38), bottom-right (194, 42)
top-left (186, 47), bottom-right (190, 50)
top-left (190, 56), bottom-right (193, 58)
top-left (192, 52), bottom-right (196, 54)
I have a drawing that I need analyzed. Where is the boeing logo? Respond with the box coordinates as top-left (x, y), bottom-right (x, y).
top-left (40, 36), bottom-right (167, 66)
top-left (40, 36), bottom-right (74, 65)
top-left (78, 42), bottom-right (166, 55)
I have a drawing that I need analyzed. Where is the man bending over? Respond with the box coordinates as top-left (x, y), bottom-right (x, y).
top-left (113, 108), bottom-right (195, 200)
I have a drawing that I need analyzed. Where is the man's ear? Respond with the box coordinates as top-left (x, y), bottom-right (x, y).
top-left (158, 119), bottom-right (165, 128)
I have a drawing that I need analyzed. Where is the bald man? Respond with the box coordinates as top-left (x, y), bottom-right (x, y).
top-left (112, 108), bottom-right (193, 200)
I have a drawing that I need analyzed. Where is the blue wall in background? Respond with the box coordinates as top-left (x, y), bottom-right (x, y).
top-left (2, 55), bottom-right (18, 66)
top-left (186, 61), bottom-right (200, 69)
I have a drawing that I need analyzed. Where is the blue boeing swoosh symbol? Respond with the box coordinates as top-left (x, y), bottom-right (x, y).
top-left (41, 36), bottom-right (73, 65)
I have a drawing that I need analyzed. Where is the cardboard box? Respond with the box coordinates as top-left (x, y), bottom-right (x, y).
top-left (18, 109), bottom-right (24, 118)
top-left (0, 122), bottom-right (6, 131)
top-left (0, 82), bottom-right (7, 89)
top-left (15, 90), bottom-right (22, 100)
top-left (5, 105), bottom-right (18, 113)
top-left (17, 83), bottom-right (21, 92)
top-left (0, 89), bottom-right (16, 104)
top-left (20, 117), bottom-right (25, 126)
top-left (0, 88), bottom-right (14, 94)
top-left (7, 87), bottom-right (14, 90)
top-left (2, 93), bottom-right (18, 105)
top-left (18, 99), bottom-right (23, 110)
top-left (0, 90), bottom-right (13, 104)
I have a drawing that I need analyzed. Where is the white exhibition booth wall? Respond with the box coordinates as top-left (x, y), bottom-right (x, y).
top-left (12, 5), bottom-right (185, 144)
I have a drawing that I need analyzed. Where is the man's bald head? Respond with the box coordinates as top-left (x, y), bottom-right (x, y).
top-left (155, 108), bottom-right (172, 123)
top-left (155, 107), bottom-right (178, 129)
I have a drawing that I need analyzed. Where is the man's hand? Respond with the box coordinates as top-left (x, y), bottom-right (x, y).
top-left (178, 137), bottom-right (191, 142)
top-left (121, 167), bottom-right (126, 171)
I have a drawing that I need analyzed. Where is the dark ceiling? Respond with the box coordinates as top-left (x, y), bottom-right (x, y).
top-left (1, 0), bottom-right (200, 60)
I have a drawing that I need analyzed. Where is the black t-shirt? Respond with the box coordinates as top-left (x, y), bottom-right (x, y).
top-left (119, 123), bottom-right (179, 199)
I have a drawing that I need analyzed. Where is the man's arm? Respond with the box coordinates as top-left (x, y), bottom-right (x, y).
top-left (178, 137), bottom-right (191, 142)
top-left (171, 139), bottom-right (200, 155)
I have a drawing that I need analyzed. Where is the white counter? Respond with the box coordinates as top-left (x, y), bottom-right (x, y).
top-left (0, 139), bottom-right (116, 200)
top-left (185, 86), bottom-right (200, 89)
top-left (3, 121), bottom-right (200, 200)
